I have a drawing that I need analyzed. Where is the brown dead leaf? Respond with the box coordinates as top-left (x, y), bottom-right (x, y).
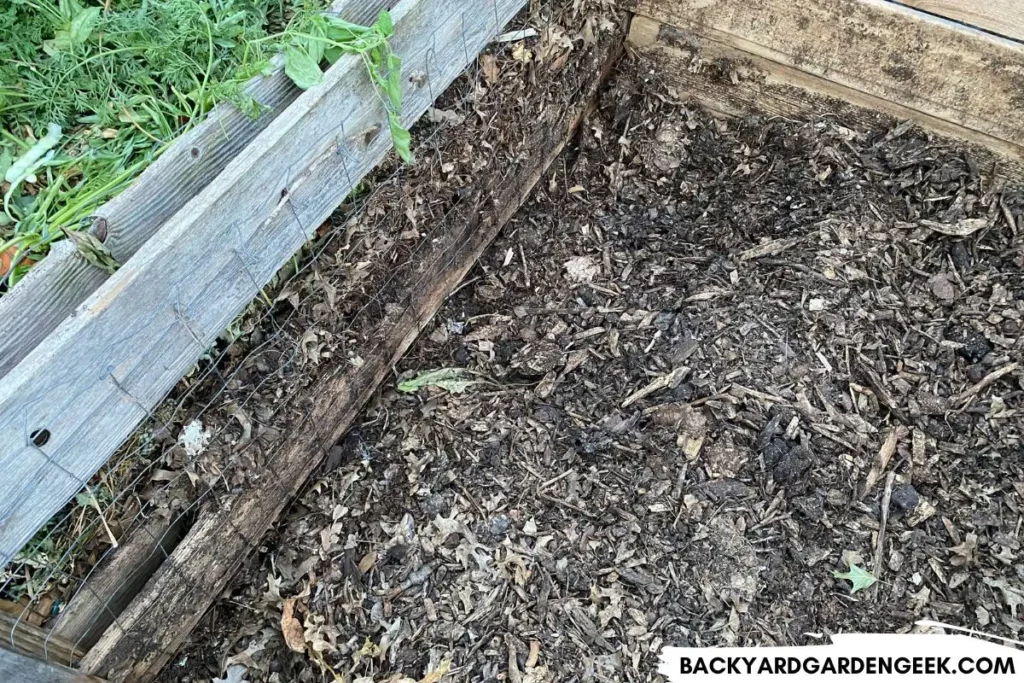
top-left (481, 54), bottom-right (499, 84)
top-left (281, 599), bottom-right (305, 653)
top-left (863, 427), bottom-right (905, 498)
top-left (420, 656), bottom-right (452, 683)
top-left (525, 640), bottom-right (541, 668)
top-left (359, 551), bottom-right (377, 574)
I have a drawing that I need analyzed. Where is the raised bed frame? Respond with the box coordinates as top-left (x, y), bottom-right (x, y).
top-left (2, 0), bottom-right (1023, 680)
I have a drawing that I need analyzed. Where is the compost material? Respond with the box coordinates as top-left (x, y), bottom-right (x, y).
top-left (168, 50), bottom-right (1021, 683)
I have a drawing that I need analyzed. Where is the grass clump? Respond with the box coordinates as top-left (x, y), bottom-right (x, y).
top-left (0, 0), bottom-right (408, 288)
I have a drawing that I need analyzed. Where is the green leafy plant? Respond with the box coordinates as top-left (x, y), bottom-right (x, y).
top-left (281, 9), bottom-right (411, 162)
top-left (397, 368), bottom-right (479, 394)
top-left (1, 0), bottom-right (409, 288)
top-left (833, 562), bottom-right (877, 593)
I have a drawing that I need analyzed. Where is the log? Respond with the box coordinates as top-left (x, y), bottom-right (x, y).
top-left (80, 21), bottom-right (627, 683)
top-left (0, 0), bottom-right (523, 569)
top-left (0, 645), bottom-right (103, 683)
top-left (628, 0), bottom-right (1024, 158)
top-left (50, 514), bottom-right (190, 652)
top-left (0, 611), bottom-right (84, 666)
top-left (0, 0), bottom-right (388, 379)
top-left (894, 0), bottom-right (1024, 42)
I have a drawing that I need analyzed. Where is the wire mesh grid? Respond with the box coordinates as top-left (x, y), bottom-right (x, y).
top-left (0, 0), bottom-right (565, 669)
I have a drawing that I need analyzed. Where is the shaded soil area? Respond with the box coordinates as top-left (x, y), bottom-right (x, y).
top-left (165, 40), bottom-right (1022, 683)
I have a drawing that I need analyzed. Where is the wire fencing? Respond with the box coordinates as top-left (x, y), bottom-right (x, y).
top-left (0, 0), bottom-right (566, 669)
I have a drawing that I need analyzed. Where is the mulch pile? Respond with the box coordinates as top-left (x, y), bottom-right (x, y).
top-left (161, 26), bottom-right (1023, 683)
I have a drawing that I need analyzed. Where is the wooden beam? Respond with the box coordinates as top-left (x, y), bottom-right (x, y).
top-left (627, 16), bottom-right (1024, 181)
top-left (0, 0), bottom-right (524, 568)
top-left (0, 612), bottom-right (85, 666)
top-left (0, 645), bottom-right (103, 683)
top-left (0, 0), bottom-right (386, 379)
top-left (50, 514), bottom-right (190, 651)
top-left (79, 22), bottom-right (627, 683)
top-left (894, 0), bottom-right (1024, 43)
top-left (628, 0), bottom-right (1024, 159)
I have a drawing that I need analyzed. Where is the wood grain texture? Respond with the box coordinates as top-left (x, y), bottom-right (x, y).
top-left (629, 0), bottom-right (1024, 158)
top-left (894, 0), bottom-right (1024, 42)
top-left (0, 0), bottom-right (522, 574)
top-left (50, 515), bottom-right (189, 652)
top-left (0, 0), bottom-right (384, 380)
top-left (628, 16), bottom-right (1024, 177)
top-left (0, 242), bottom-right (108, 378)
top-left (0, 646), bottom-right (103, 683)
top-left (80, 26), bottom-right (626, 683)
top-left (0, 611), bottom-right (84, 666)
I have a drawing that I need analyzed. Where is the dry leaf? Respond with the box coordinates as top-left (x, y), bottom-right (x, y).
top-left (481, 54), bottom-right (499, 83)
top-left (281, 599), bottom-right (305, 653)
top-left (920, 218), bottom-right (988, 236)
top-left (512, 42), bottom-right (533, 64)
top-left (420, 656), bottom-right (452, 683)
top-left (863, 427), bottom-right (905, 497)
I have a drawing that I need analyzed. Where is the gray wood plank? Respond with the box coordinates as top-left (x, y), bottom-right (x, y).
top-left (0, 243), bottom-right (107, 377)
top-left (0, 646), bottom-right (102, 683)
top-left (0, 0), bottom-right (390, 379)
top-left (0, 0), bottom-right (524, 567)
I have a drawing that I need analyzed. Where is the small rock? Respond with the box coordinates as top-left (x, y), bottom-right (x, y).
top-left (930, 273), bottom-right (955, 301)
top-left (510, 341), bottom-right (562, 377)
top-left (890, 484), bottom-right (920, 514)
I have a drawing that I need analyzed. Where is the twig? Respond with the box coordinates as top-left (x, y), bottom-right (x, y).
top-left (856, 356), bottom-right (909, 425)
top-left (872, 471), bottom-right (895, 600)
top-left (955, 362), bottom-right (1019, 404)
top-left (539, 492), bottom-right (596, 519)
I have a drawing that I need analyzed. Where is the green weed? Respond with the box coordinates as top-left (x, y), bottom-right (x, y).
top-left (0, 0), bottom-right (409, 289)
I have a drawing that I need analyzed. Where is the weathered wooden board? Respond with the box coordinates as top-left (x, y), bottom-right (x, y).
top-left (628, 15), bottom-right (1024, 177)
top-left (0, 0), bottom-right (523, 571)
top-left (0, 611), bottom-right (84, 666)
top-left (80, 25), bottom-right (626, 683)
top-left (0, 645), bottom-right (103, 683)
top-left (894, 0), bottom-right (1024, 42)
top-left (628, 0), bottom-right (1024, 158)
top-left (0, 243), bottom-right (108, 378)
top-left (0, 0), bottom-right (389, 379)
top-left (50, 514), bottom-right (190, 651)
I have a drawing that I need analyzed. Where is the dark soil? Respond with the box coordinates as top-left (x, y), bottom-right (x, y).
top-left (163, 25), bottom-right (1022, 683)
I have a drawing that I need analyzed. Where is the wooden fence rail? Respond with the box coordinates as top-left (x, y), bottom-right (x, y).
top-left (0, 0), bottom-right (523, 569)
top-left (893, 0), bottom-right (1024, 42)
top-left (627, 0), bottom-right (1024, 159)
